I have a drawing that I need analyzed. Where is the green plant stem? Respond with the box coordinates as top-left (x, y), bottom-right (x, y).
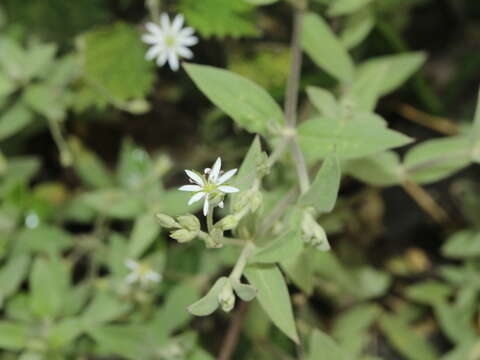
top-left (47, 118), bottom-right (72, 167)
top-left (229, 242), bottom-right (255, 281)
top-left (206, 205), bottom-right (214, 232)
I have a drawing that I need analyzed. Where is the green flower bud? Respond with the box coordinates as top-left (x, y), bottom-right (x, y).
top-left (218, 279), bottom-right (235, 312)
top-left (170, 229), bottom-right (197, 243)
top-left (177, 214), bottom-right (200, 232)
top-left (301, 211), bottom-right (330, 251)
top-left (206, 227), bottom-right (223, 248)
top-left (218, 215), bottom-right (239, 231)
top-left (156, 213), bottom-right (180, 228)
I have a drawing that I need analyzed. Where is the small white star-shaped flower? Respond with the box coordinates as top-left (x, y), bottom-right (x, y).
top-left (142, 13), bottom-right (198, 71)
top-left (125, 259), bottom-right (162, 287)
top-left (179, 157), bottom-right (240, 216)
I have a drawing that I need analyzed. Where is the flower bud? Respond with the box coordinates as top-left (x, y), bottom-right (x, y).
top-left (170, 229), bottom-right (197, 243)
top-left (177, 214), bottom-right (200, 232)
top-left (218, 215), bottom-right (239, 231)
top-left (218, 280), bottom-right (235, 312)
top-left (156, 213), bottom-right (180, 228)
top-left (205, 227), bottom-right (223, 248)
top-left (301, 211), bottom-right (330, 251)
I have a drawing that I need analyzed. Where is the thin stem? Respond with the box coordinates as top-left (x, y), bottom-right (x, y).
top-left (257, 188), bottom-right (298, 238)
top-left (206, 205), bottom-right (214, 233)
top-left (290, 139), bottom-right (310, 193)
top-left (268, 136), bottom-right (291, 168)
top-left (47, 118), bottom-right (72, 167)
top-left (217, 301), bottom-right (249, 360)
top-left (230, 242), bottom-right (255, 281)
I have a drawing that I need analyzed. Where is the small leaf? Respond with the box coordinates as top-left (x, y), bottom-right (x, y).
top-left (0, 255), bottom-right (30, 304)
top-left (302, 13), bottom-right (355, 83)
top-left (405, 281), bottom-right (452, 305)
top-left (15, 225), bottom-right (73, 256)
top-left (340, 7), bottom-right (374, 49)
top-left (231, 279), bottom-right (257, 301)
top-left (308, 329), bottom-right (351, 360)
top-left (82, 291), bottom-right (131, 326)
top-left (442, 230), bottom-right (480, 258)
top-left (251, 229), bottom-right (303, 264)
top-left (344, 151), bottom-right (402, 186)
top-left (128, 213), bottom-right (160, 258)
top-left (327, 0), bottom-right (373, 16)
top-left (299, 152), bottom-right (340, 212)
top-left (188, 277), bottom-right (228, 316)
top-left (0, 103), bottom-right (33, 142)
top-left (307, 86), bottom-right (339, 119)
top-left (47, 318), bottom-right (84, 349)
top-left (0, 321), bottom-right (28, 350)
top-left (184, 64), bottom-right (284, 135)
top-left (434, 301), bottom-right (477, 344)
top-left (244, 264), bottom-right (299, 343)
top-left (82, 189), bottom-right (144, 219)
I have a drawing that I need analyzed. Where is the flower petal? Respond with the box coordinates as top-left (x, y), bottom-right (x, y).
top-left (216, 168), bottom-right (237, 185)
top-left (142, 34), bottom-right (159, 45)
top-left (156, 51), bottom-right (168, 67)
top-left (178, 34), bottom-right (198, 46)
top-left (160, 13), bottom-right (170, 31)
top-left (125, 259), bottom-right (138, 270)
top-left (176, 46), bottom-right (193, 59)
top-left (179, 27), bottom-right (195, 38)
top-left (218, 185), bottom-right (240, 193)
top-left (188, 191), bottom-right (205, 205)
top-left (209, 157), bottom-right (222, 182)
top-left (146, 271), bottom-right (161, 282)
top-left (171, 14), bottom-right (184, 33)
top-left (203, 197), bottom-right (209, 216)
top-left (185, 170), bottom-right (204, 185)
top-left (218, 201), bottom-right (224, 208)
top-left (145, 45), bottom-right (163, 60)
top-left (146, 22), bottom-right (162, 35)
top-left (126, 272), bottom-right (139, 284)
top-left (168, 51), bottom-right (180, 71)
top-left (179, 184), bottom-right (202, 192)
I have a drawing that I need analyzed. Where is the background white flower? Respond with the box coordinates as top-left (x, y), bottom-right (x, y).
top-left (142, 13), bottom-right (198, 71)
top-left (125, 259), bottom-right (162, 286)
top-left (179, 157), bottom-right (239, 216)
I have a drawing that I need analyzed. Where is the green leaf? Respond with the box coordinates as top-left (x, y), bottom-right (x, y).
top-left (128, 213), bottom-right (160, 258)
top-left (82, 291), bottom-right (131, 326)
top-left (184, 64), bottom-right (284, 135)
top-left (356, 52), bottom-right (427, 95)
top-left (179, 0), bottom-right (259, 38)
top-left (23, 83), bottom-right (69, 120)
top-left (188, 277), bottom-right (228, 316)
top-left (434, 301), bottom-right (477, 344)
top-left (116, 139), bottom-right (153, 190)
top-left (328, 0), bottom-right (373, 16)
top-left (355, 267), bottom-right (391, 299)
top-left (405, 281), bottom-right (452, 305)
top-left (24, 43), bottom-right (57, 80)
top-left (0, 321), bottom-right (28, 350)
top-left (442, 230), bottom-right (480, 258)
top-left (0, 37), bottom-right (25, 81)
top-left (15, 225), bottom-right (73, 256)
top-left (379, 314), bottom-right (438, 360)
top-left (404, 136), bottom-right (471, 184)
top-left (0, 71), bottom-right (16, 99)
top-left (472, 88), bottom-right (480, 146)
top-left (344, 151), bottom-right (402, 186)
top-left (0, 103), bottom-right (33, 142)
top-left (81, 22), bottom-right (154, 102)
top-left (308, 329), bottom-right (351, 360)
top-left (340, 7), bottom-right (374, 49)
top-left (302, 12), bottom-right (355, 83)
top-left (307, 86), bottom-right (339, 119)
top-left (47, 318), bottom-right (84, 349)
top-left (231, 279), bottom-right (257, 301)
top-left (244, 264), bottom-right (299, 343)
top-left (0, 255), bottom-right (30, 304)
top-left (298, 116), bottom-right (412, 161)
top-left (251, 229), bottom-right (303, 263)
top-left (82, 189), bottom-right (145, 219)
top-left (243, 0), bottom-right (278, 4)
top-left (281, 251), bottom-right (315, 295)
top-left (299, 152), bottom-right (340, 212)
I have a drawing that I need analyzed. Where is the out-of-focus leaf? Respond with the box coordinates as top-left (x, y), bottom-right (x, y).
top-left (23, 83), bottom-right (69, 120)
top-left (308, 329), bottom-right (351, 360)
top-left (185, 64), bottom-right (284, 135)
top-left (340, 7), bottom-right (374, 49)
top-left (83, 189), bottom-right (144, 219)
top-left (344, 151), bottom-right (402, 186)
top-left (81, 22), bottom-right (154, 103)
top-left (190, 348), bottom-right (215, 360)
top-left (24, 43), bottom-right (57, 80)
top-left (441, 340), bottom-right (480, 360)
top-left (251, 229), bottom-right (303, 264)
top-left (116, 139), bottom-right (152, 190)
top-left (355, 267), bottom-right (391, 299)
top-left (328, 0), bottom-right (372, 16)
top-left (0, 103), bottom-right (33, 141)
top-left (82, 291), bottom-right (131, 326)
top-left (404, 136), bottom-right (471, 184)
top-left (299, 152), bottom-right (340, 212)
top-left (15, 225), bottom-right (73, 255)
top-left (128, 213), bottom-right (160, 258)
top-left (63, 282), bottom-right (90, 317)
top-left (0, 72), bottom-right (16, 99)
top-left (0, 255), bottom-right (30, 305)
top-left (5, 294), bottom-right (34, 323)
top-left (379, 314), bottom-right (438, 360)
top-left (472, 88), bottom-right (480, 146)
top-left (302, 13), bottom-right (355, 83)
top-left (0, 321), bottom-right (28, 350)
top-left (180, 0), bottom-right (259, 38)
top-left (0, 37), bottom-right (25, 81)
top-left (442, 230), bottom-right (480, 258)
top-left (2, 157), bottom-right (40, 182)
top-left (47, 318), bottom-right (84, 349)
top-left (298, 116), bottom-right (412, 161)
top-left (307, 86), bottom-right (339, 119)
top-left (243, 0), bottom-right (278, 4)
top-left (245, 264), bottom-right (299, 343)
top-left (434, 301), bottom-right (477, 345)
top-left (188, 277), bottom-right (228, 316)
top-left (405, 281), bottom-right (452, 305)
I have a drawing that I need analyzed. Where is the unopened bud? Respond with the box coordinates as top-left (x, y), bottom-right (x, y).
top-left (256, 152), bottom-right (270, 177)
top-left (177, 214), bottom-right (200, 232)
top-left (205, 227), bottom-right (223, 248)
top-left (156, 213), bottom-right (180, 228)
top-left (218, 215), bottom-right (239, 231)
top-left (170, 229), bottom-right (197, 243)
top-left (301, 211), bottom-right (330, 251)
top-left (218, 280), bottom-right (235, 312)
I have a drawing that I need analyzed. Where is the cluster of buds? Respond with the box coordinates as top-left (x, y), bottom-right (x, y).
top-left (156, 213), bottom-right (200, 243)
top-left (301, 208), bottom-right (330, 251)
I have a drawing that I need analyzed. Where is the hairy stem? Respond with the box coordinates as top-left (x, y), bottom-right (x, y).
top-left (230, 242), bottom-right (255, 281)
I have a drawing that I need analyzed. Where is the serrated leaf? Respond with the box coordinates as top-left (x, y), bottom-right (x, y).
top-left (81, 22), bottom-right (154, 102)
top-left (244, 264), bottom-right (299, 343)
top-left (251, 229), bottom-right (303, 264)
top-left (299, 152), bottom-right (340, 212)
top-left (188, 277), bottom-right (228, 316)
top-left (128, 213), bottom-right (160, 258)
top-left (441, 230), bottom-right (480, 258)
top-left (308, 329), bottom-right (351, 360)
top-left (0, 103), bottom-right (33, 141)
top-left (298, 116), bottom-right (412, 161)
top-left (184, 64), bottom-right (284, 135)
top-left (344, 151), bottom-right (402, 186)
top-left (302, 13), bottom-right (355, 83)
top-left (340, 7), bottom-right (374, 49)
top-left (0, 321), bottom-right (28, 350)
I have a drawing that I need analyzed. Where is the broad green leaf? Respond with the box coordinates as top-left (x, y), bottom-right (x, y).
top-left (404, 136), bottom-right (471, 184)
top-left (190, 348), bottom-right (215, 360)
top-left (307, 86), bottom-right (339, 119)
top-left (15, 225), bottom-right (73, 256)
top-left (379, 314), bottom-right (438, 360)
top-left (308, 329), bottom-right (351, 360)
top-left (340, 7), bottom-right (374, 49)
top-left (302, 13), bottom-right (355, 83)
top-left (244, 264), bottom-right (299, 343)
top-left (23, 83), bottom-right (69, 120)
top-left (405, 281), bottom-right (452, 305)
top-left (281, 251), bottom-right (315, 295)
top-left (346, 62), bottom-right (388, 111)
top-left (0, 37), bottom-right (25, 80)
top-left (298, 117), bottom-right (412, 161)
top-left (442, 230), bottom-right (480, 258)
top-left (355, 267), bottom-right (391, 299)
top-left (231, 279), bottom-right (257, 301)
top-left (441, 340), bottom-right (480, 360)
top-left (24, 43), bottom-right (57, 80)
top-left (63, 282), bottom-right (91, 317)
top-left (81, 22), bottom-right (154, 102)
top-left (82, 189), bottom-right (144, 219)
top-left (188, 277), bottom-right (228, 316)
top-left (299, 152), bottom-right (340, 212)
top-left (356, 52), bottom-right (427, 95)
top-left (328, 0), bottom-right (372, 16)
top-left (0, 321), bottom-right (28, 350)
top-left (344, 151), bottom-right (402, 186)
top-left (82, 291), bottom-right (131, 326)
top-left (251, 229), bottom-right (303, 263)
top-left (434, 301), bottom-right (477, 344)
top-left (47, 318), bottom-right (84, 349)
top-left (0, 103), bottom-right (33, 141)
top-left (184, 64), bottom-right (284, 135)
top-left (0, 255), bottom-right (30, 304)
top-left (0, 72), bottom-right (16, 99)
top-left (128, 213), bottom-right (160, 258)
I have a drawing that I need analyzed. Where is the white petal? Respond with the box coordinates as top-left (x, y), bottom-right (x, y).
top-left (188, 191), bottom-right (205, 205)
top-left (185, 170), bottom-right (204, 185)
top-left (167, 51), bottom-right (179, 71)
top-left (178, 35), bottom-right (198, 46)
top-left (126, 272), bottom-right (139, 284)
top-left (179, 184), bottom-right (202, 192)
top-left (145, 45), bottom-right (163, 61)
top-left (216, 168), bottom-right (237, 185)
top-left (218, 186), bottom-right (240, 193)
top-left (203, 197), bottom-right (209, 216)
top-left (146, 22), bottom-right (162, 35)
top-left (209, 157), bottom-right (222, 182)
top-left (218, 201), bottom-right (224, 208)
top-left (156, 51), bottom-right (168, 67)
top-left (125, 259), bottom-right (138, 270)
top-left (160, 13), bottom-right (170, 31)
top-left (176, 46), bottom-right (193, 59)
top-left (146, 271), bottom-right (161, 282)
top-left (142, 34), bottom-right (160, 45)
top-left (171, 14), bottom-right (184, 33)
top-left (178, 27), bottom-right (195, 38)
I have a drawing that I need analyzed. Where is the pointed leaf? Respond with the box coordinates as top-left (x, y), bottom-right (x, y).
top-left (251, 229), bottom-right (303, 264)
top-left (188, 277), bottom-right (228, 316)
top-left (308, 329), bottom-right (352, 360)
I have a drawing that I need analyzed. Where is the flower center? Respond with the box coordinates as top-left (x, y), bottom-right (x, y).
top-left (165, 35), bottom-right (176, 47)
top-left (203, 183), bottom-right (217, 193)
top-left (137, 263), bottom-right (151, 277)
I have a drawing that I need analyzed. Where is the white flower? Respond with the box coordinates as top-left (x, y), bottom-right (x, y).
top-left (142, 13), bottom-right (198, 71)
top-left (179, 157), bottom-right (240, 216)
top-left (125, 259), bottom-right (162, 286)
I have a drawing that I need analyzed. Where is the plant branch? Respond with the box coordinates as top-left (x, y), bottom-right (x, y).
top-left (217, 301), bottom-right (249, 360)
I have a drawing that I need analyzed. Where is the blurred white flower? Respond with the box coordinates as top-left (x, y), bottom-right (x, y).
top-left (179, 157), bottom-right (239, 216)
top-left (125, 259), bottom-right (161, 286)
top-left (142, 13), bottom-right (198, 71)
